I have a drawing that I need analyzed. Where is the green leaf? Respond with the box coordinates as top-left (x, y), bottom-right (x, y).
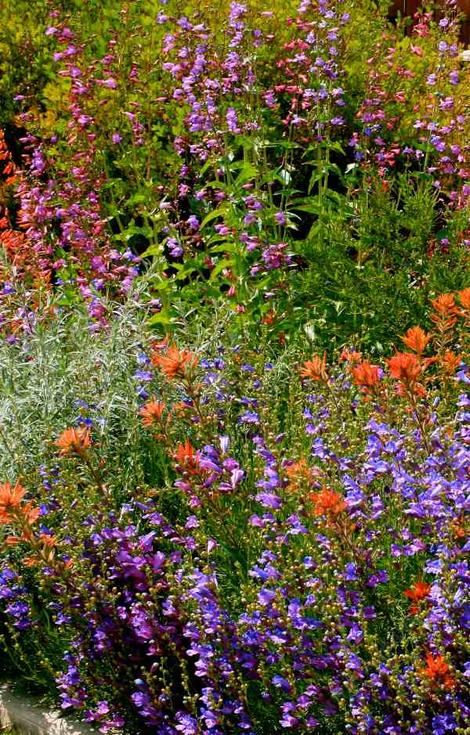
top-left (147, 311), bottom-right (173, 326)
top-left (140, 243), bottom-right (163, 257)
top-left (200, 206), bottom-right (228, 230)
top-left (210, 259), bottom-right (235, 279)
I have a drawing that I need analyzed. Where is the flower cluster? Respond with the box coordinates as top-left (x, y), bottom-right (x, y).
top-left (0, 294), bottom-right (468, 733)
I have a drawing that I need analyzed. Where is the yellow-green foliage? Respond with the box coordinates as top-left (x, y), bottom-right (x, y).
top-left (0, 0), bottom-right (52, 125)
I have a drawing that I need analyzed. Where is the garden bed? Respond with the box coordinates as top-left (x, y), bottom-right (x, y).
top-left (0, 0), bottom-right (468, 733)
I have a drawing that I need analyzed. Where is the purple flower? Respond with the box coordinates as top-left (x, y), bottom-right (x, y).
top-left (239, 411), bottom-right (260, 425)
top-left (175, 712), bottom-right (198, 734)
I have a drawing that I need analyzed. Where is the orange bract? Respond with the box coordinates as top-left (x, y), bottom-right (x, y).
top-left (0, 483), bottom-right (39, 529)
top-left (285, 459), bottom-right (317, 491)
top-left (401, 326), bottom-right (431, 355)
top-left (261, 309), bottom-right (276, 325)
top-left (174, 439), bottom-right (200, 474)
top-left (351, 360), bottom-right (380, 388)
top-left (39, 533), bottom-right (57, 548)
top-left (140, 400), bottom-right (166, 427)
top-left (421, 653), bottom-right (455, 690)
top-left (310, 488), bottom-right (346, 517)
top-left (404, 581), bottom-right (431, 602)
top-left (5, 535), bottom-right (22, 546)
top-left (286, 459), bottom-right (310, 481)
top-left (300, 353), bottom-right (328, 382)
top-left (430, 293), bottom-right (458, 329)
top-left (388, 352), bottom-right (421, 383)
top-left (0, 213), bottom-right (51, 288)
top-left (173, 401), bottom-right (190, 416)
top-left (440, 350), bottom-right (461, 374)
top-left (457, 287), bottom-right (470, 311)
top-left (22, 502), bottom-right (40, 525)
top-left (0, 482), bottom-right (26, 512)
top-left (55, 427), bottom-right (92, 455)
top-left (404, 581), bottom-right (431, 613)
top-left (151, 345), bottom-right (198, 379)
top-left (430, 293), bottom-right (457, 314)
top-left (340, 349), bottom-right (362, 364)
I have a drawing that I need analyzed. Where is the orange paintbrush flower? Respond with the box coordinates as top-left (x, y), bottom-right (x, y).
top-left (173, 401), bottom-right (190, 416)
top-left (0, 482), bottom-right (26, 512)
top-left (286, 459), bottom-right (310, 481)
top-left (401, 326), bottom-right (431, 355)
top-left (421, 653), bottom-right (455, 690)
top-left (151, 345), bottom-right (198, 380)
top-left (457, 287), bottom-right (470, 311)
top-left (39, 533), bottom-right (57, 548)
top-left (4, 535), bottom-right (22, 546)
top-left (388, 352), bottom-right (422, 383)
top-left (140, 400), bottom-right (167, 427)
top-left (431, 293), bottom-right (457, 315)
top-left (404, 580), bottom-right (431, 602)
top-left (300, 353), bottom-right (328, 382)
top-left (174, 439), bottom-right (200, 474)
top-left (351, 360), bottom-right (380, 389)
top-left (0, 481), bottom-right (39, 532)
top-left (55, 427), bottom-right (92, 455)
top-left (22, 502), bottom-right (40, 526)
top-left (285, 459), bottom-right (318, 492)
top-left (310, 488), bottom-right (346, 517)
top-left (404, 580), bottom-right (431, 613)
top-left (340, 349), bottom-right (362, 364)
top-left (439, 350), bottom-right (461, 374)
top-left (430, 293), bottom-right (458, 329)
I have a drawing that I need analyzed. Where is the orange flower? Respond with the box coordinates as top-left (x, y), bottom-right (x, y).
top-left (0, 482), bottom-right (26, 512)
top-left (310, 488), bottom-right (346, 517)
top-left (404, 580), bottom-right (431, 602)
top-left (23, 557), bottom-right (39, 568)
top-left (300, 353), bottom-right (328, 382)
top-left (173, 401), bottom-right (190, 416)
top-left (431, 293), bottom-right (457, 314)
top-left (0, 486), bottom-right (39, 529)
top-left (404, 580), bottom-right (431, 613)
top-left (388, 352), bottom-right (421, 383)
top-left (39, 533), bottom-right (57, 548)
top-left (261, 310), bottom-right (276, 325)
top-left (457, 287), bottom-right (470, 311)
top-left (450, 516), bottom-right (466, 540)
top-left (55, 427), bottom-right (92, 455)
top-left (421, 653), bottom-right (455, 690)
top-left (174, 439), bottom-right (200, 474)
top-left (401, 326), bottom-right (431, 355)
top-left (22, 502), bottom-right (40, 526)
top-left (286, 459), bottom-right (310, 481)
top-left (351, 361), bottom-right (380, 388)
top-left (151, 345), bottom-right (198, 380)
top-left (285, 459), bottom-right (318, 492)
top-left (440, 350), bottom-right (461, 374)
top-left (4, 535), bottom-right (22, 546)
top-left (140, 400), bottom-right (166, 427)
top-left (430, 293), bottom-right (458, 328)
top-left (340, 349), bottom-right (362, 364)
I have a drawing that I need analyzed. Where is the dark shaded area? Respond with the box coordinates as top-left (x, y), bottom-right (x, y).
top-left (387, 0), bottom-right (470, 44)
